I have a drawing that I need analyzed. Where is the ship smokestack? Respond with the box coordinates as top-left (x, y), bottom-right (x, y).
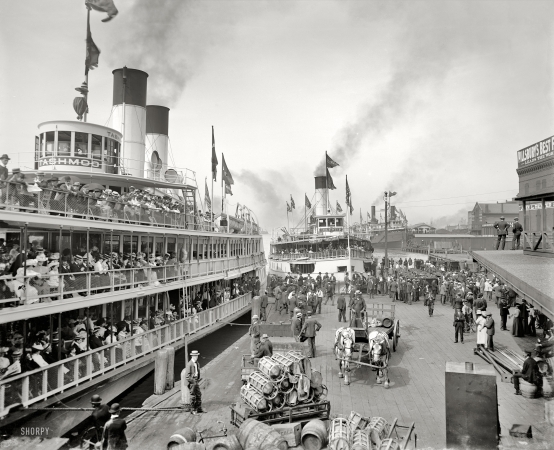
top-left (314, 176), bottom-right (328, 216)
top-left (145, 105), bottom-right (169, 181)
top-left (371, 205), bottom-right (378, 223)
top-left (109, 67), bottom-right (148, 177)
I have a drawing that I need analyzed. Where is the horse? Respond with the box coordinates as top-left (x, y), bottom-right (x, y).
top-left (367, 330), bottom-right (391, 388)
top-left (334, 327), bottom-right (355, 385)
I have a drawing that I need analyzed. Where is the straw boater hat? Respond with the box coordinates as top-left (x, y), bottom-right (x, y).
top-left (190, 350), bottom-right (200, 356)
top-left (31, 343), bottom-right (44, 351)
top-left (476, 310), bottom-right (482, 315)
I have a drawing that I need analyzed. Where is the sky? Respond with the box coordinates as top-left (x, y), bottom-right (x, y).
top-left (1, 0), bottom-right (554, 231)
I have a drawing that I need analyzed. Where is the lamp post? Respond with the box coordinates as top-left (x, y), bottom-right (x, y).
top-left (384, 191), bottom-right (397, 271)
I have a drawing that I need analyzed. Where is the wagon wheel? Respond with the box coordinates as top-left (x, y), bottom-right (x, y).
top-left (392, 320), bottom-right (400, 352)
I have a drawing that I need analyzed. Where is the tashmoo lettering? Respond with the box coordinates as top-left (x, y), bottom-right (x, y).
top-left (39, 157), bottom-right (101, 168)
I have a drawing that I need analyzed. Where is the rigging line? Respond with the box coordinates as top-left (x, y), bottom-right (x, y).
top-left (399, 198), bottom-right (517, 209)
top-left (394, 189), bottom-right (516, 205)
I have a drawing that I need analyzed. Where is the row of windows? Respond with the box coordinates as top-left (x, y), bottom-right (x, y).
top-left (36, 131), bottom-right (120, 161)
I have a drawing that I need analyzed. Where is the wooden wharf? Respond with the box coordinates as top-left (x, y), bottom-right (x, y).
top-left (124, 294), bottom-right (552, 449)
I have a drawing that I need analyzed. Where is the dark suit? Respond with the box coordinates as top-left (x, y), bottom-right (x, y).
top-left (484, 316), bottom-right (495, 350)
top-left (102, 416), bottom-right (128, 450)
top-left (493, 220), bottom-right (510, 250)
top-left (184, 359), bottom-right (202, 411)
top-left (301, 317), bottom-right (322, 358)
top-left (337, 295), bottom-right (346, 322)
top-left (513, 356), bottom-right (541, 393)
top-left (512, 221), bottom-right (523, 249)
top-left (91, 404), bottom-right (111, 431)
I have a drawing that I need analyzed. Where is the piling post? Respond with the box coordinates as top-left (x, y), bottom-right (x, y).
top-left (165, 346), bottom-right (175, 390)
top-left (154, 349), bottom-right (169, 395)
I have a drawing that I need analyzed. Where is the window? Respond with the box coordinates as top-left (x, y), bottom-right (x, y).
top-left (58, 131), bottom-right (71, 156)
top-left (542, 179), bottom-right (546, 189)
top-left (328, 218), bottom-right (336, 226)
top-left (318, 218), bottom-right (327, 227)
top-left (336, 218), bottom-right (343, 227)
top-left (45, 131), bottom-right (55, 156)
top-left (105, 138), bottom-right (119, 174)
top-left (91, 134), bottom-right (102, 160)
top-left (75, 132), bottom-right (89, 157)
top-left (290, 263), bottom-right (315, 274)
top-left (525, 183), bottom-right (529, 195)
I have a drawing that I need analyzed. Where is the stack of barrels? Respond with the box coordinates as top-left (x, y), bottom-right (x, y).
top-left (240, 351), bottom-right (327, 413)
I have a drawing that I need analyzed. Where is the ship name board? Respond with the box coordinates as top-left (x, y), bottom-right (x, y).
top-left (39, 157), bottom-right (101, 168)
top-left (320, 227), bottom-right (343, 232)
top-left (517, 136), bottom-right (554, 167)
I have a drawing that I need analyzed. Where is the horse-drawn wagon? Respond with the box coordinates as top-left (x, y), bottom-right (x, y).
top-left (334, 301), bottom-right (400, 387)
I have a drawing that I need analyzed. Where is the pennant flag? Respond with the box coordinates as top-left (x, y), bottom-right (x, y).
top-left (211, 127), bottom-right (218, 181)
top-left (290, 195), bottom-right (295, 210)
top-left (367, 212), bottom-right (371, 222)
top-left (222, 154), bottom-right (234, 186)
top-left (326, 153), bottom-right (339, 168)
top-left (326, 168), bottom-right (336, 190)
top-left (346, 176), bottom-right (353, 214)
top-left (204, 179), bottom-right (211, 213)
top-left (235, 204), bottom-right (240, 217)
top-left (360, 209), bottom-right (363, 224)
top-left (225, 183), bottom-right (233, 196)
top-left (286, 202), bottom-right (291, 213)
top-left (85, 26), bottom-right (100, 75)
top-left (305, 194), bottom-right (312, 209)
top-left (86, 0), bottom-right (119, 22)
top-left (336, 201), bottom-right (343, 213)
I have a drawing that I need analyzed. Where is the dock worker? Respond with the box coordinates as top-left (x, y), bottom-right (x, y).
top-left (511, 217), bottom-right (523, 250)
top-left (493, 216), bottom-right (510, 250)
top-left (288, 292), bottom-right (298, 319)
top-left (484, 312), bottom-right (495, 351)
top-left (292, 312), bottom-right (303, 341)
top-left (337, 288), bottom-right (347, 322)
top-left (301, 311), bottom-right (322, 358)
top-left (252, 334), bottom-right (273, 358)
top-left (102, 403), bottom-right (128, 450)
top-left (249, 315), bottom-right (260, 354)
top-left (184, 350), bottom-right (205, 414)
top-left (351, 291), bottom-right (366, 327)
top-left (330, 273), bottom-right (337, 293)
top-left (325, 282), bottom-right (334, 306)
top-left (513, 349), bottom-right (540, 396)
top-left (453, 309), bottom-right (465, 344)
top-left (273, 284), bottom-right (284, 315)
top-left (90, 395), bottom-right (110, 433)
top-left (254, 276), bottom-right (261, 296)
top-left (260, 291), bottom-right (269, 322)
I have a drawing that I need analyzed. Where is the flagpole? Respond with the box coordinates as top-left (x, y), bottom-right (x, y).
top-left (325, 151), bottom-right (328, 212)
top-left (304, 194), bottom-right (306, 233)
top-left (346, 175), bottom-right (351, 275)
top-left (84, 5), bottom-right (91, 122)
top-left (211, 127), bottom-right (214, 226)
top-left (287, 204), bottom-right (290, 231)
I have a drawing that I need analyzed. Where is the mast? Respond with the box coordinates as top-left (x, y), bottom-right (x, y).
top-left (83, 5), bottom-right (91, 122)
top-left (346, 175), bottom-right (351, 275)
top-left (325, 151), bottom-right (328, 212)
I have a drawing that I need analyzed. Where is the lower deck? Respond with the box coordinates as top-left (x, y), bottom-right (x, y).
top-left (124, 293), bottom-right (552, 449)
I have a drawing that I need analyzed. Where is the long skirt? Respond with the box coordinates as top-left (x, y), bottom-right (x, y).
top-left (512, 317), bottom-right (524, 337)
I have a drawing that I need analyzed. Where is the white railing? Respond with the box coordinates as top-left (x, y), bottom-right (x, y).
top-left (0, 255), bottom-right (264, 309)
top-left (269, 249), bottom-right (373, 261)
top-left (0, 293), bottom-right (252, 418)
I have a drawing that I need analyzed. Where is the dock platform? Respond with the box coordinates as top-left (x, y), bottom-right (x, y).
top-left (471, 250), bottom-right (554, 318)
top-left (124, 296), bottom-right (552, 449)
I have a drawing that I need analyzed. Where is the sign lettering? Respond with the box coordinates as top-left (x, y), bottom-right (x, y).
top-left (39, 157), bottom-right (101, 169)
top-left (517, 136), bottom-right (554, 167)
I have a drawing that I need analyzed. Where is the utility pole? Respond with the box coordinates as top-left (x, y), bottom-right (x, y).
top-left (384, 190), bottom-right (397, 270)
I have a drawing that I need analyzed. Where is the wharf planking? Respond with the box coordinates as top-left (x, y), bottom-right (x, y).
top-left (124, 295), bottom-right (551, 450)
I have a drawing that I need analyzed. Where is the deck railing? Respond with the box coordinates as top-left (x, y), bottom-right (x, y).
top-left (269, 249), bottom-right (373, 261)
top-left (523, 231), bottom-right (553, 254)
top-left (0, 292), bottom-right (251, 418)
top-left (0, 182), bottom-right (258, 234)
top-left (0, 254), bottom-right (264, 309)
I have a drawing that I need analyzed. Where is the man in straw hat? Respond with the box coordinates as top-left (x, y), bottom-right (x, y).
top-left (184, 350), bottom-right (205, 414)
top-left (102, 403), bottom-right (128, 450)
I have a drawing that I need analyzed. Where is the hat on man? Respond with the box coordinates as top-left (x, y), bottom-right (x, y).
top-left (514, 217), bottom-right (519, 221)
top-left (261, 334), bottom-right (269, 339)
top-left (190, 350), bottom-right (200, 356)
top-left (91, 394), bottom-right (102, 405)
top-left (108, 403), bottom-right (121, 414)
top-left (0, 154), bottom-right (10, 160)
top-left (73, 182), bottom-right (81, 186)
top-left (11, 168), bottom-right (21, 174)
top-left (476, 310), bottom-right (482, 315)
top-left (296, 312), bottom-right (302, 317)
top-left (31, 343), bottom-right (44, 351)
top-left (49, 253), bottom-right (60, 260)
top-left (252, 315), bottom-right (258, 319)
top-left (486, 312), bottom-right (492, 316)
top-left (500, 216), bottom-right (505, 219)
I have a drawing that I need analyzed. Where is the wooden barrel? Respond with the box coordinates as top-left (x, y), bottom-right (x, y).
top-left (169, 443), bottom-right (206, 450)
top-left (238, 419), bottom-right (288, 450)
top-left (301, 419), bottom-right (328, 450)
top-left (378, 438), bottom-right (401, 450)
top-left (248, 371), bottom-right (278, 399)
top-left (258, 356), bottom-right (285, 381)
top-left (352, 429), bottom-right (371, 450)
top-left (368, 417), bottom-right (390, 445)
top-left (541, 376), bottom-right (554, 399)
top-left (329, 418), bottom-right (350, 450)
top-left (168, 427), bottom-right (197, 447)
top-left (520, 379), bottom-right (540, 399)
top-left (240, 385), bottom-right (269, 412)
top-left (207, 435), bottom-right (241, 450)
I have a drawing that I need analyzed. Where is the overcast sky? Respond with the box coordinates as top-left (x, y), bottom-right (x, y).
top-left (1, 0), bottom-right (553, 230)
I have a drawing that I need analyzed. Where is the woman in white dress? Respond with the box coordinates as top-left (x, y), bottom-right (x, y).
top-left (475, 310), bottom-right (487, 348)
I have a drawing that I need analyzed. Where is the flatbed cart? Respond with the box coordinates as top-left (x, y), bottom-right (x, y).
top-left (241, 354), bottom-right (260, 384)
top-left (349, 301), bottom-right (400, 352)
top-left (230, 400), bottom-right (331, 427)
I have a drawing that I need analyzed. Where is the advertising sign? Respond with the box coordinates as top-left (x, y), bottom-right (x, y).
top-left (39, 157), bottom-right (101, 169)
top-left (517, 136), bottom-right (554, 167)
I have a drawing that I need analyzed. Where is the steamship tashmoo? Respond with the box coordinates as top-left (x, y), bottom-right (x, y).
top-left (0, 67), bottom-right (266, 436)
top-left (269, 174), bottom-right (375, 281)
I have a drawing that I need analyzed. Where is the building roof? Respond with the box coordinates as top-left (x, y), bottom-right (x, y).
top-left (409, 223), bottom-right (436, 229)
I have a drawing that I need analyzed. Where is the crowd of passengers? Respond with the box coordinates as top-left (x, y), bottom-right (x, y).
top-left (273, 242), bottom-right (373, 255)
top-left (0, 273), bottom-right (261, 384)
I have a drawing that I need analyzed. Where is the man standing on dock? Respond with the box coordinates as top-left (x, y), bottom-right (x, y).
top-left (511, 217), bottom-right (523, 250)
top-left (185, 350), bottom-right (205, 414)
top-left (337, 289), bottom-right (347, 322)
top-left (493, 216), bottom-right (510, 250)
top-left (484, 312), bottom-right (495, 351)
top-left (260, 291), bottom-right (269, 322)
top-left (301, 311), bottom-right (322, 358)
top-left (249, 315), bottom-right (260, 354)
top-left (102, 403), bottom-right (128, 450)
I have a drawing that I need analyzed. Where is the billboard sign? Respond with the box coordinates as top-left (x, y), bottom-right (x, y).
top-left (517, 135), bottom-right (554, 167)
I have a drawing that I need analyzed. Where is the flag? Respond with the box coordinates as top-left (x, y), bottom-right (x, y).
top-left (305, 194), bottom-right (311, 209)
top-left (286, 202), bottom-right (291, 213)
top-left (346, 176), bottom-right (353, 214)
top-left (85, 24), bottom-right (100, 75)
top-left (211, 126), bottom-right (218, 181)
top-left (225, 183), bottom-right (233, 196)
top-left (367, 212), bottom-right (371, 222)
top-left (336, 201), bottom-right (343, 213)
top-left (86, 0), bottom-right (119, 22)
top-left (204, 179), bottom-right (211, 213)
top-left (360, 209), bottom-right (363, 224)
top-left (326, 168), bottom-right (336, 190)
top-left (222, 154), bottom-right (234, 186)
top-left (326, 153), bottom-right (339, 168)
top-left (290, 195), bottom-right (295, 210)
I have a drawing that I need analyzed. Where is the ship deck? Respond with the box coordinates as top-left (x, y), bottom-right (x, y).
top-left (124, 295), bottom-right (552, 450)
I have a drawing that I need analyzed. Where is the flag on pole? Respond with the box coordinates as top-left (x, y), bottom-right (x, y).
top-left (326, 168), bottom-right (336, 190)
top-left (305, 194), bottom-right (311, 209)
top-left (367, 212), bottom-right (371, 222)
top-left (290, 195), bottom-right (295, 210)
top-left (86, 0), bottom-right (119, 22)
top-left (346, 176), bottom-right (353, 214)
top-left (225, 183), bottom-right (233, 196)
top-left (205, 179), bottom-right (211, 213)
top-left (326, 153), bottom-right (339, 168)
top-left (360, 209), bottom-right (363, 224)
top-left (286, 202), bottom-right (291, 213)
top-left (85, 23), bottom-right (100, 75)
top-left (211, 126), bottom-right (218, 181)
top-left (222, 154), bottom-right (234, 186)
top-left (336, 201), bottom-right (343, 213)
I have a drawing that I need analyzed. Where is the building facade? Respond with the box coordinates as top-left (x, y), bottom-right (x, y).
top-left (468, 201), bottom-right (520, 236)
